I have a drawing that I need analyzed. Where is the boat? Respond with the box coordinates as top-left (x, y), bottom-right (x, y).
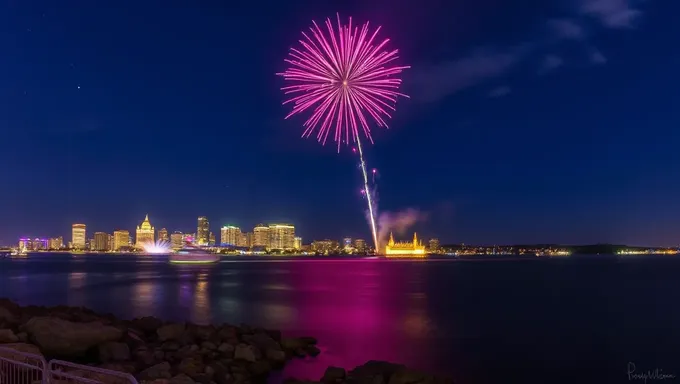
top-left (169, 246), bottom-right (220, 264)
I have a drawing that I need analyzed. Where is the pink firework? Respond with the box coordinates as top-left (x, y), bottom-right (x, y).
top-left (277, 14), bottom-right (410, 150)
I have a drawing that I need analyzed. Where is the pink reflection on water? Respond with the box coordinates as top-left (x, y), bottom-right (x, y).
top-left (279, 259), bottom-right (435, 381)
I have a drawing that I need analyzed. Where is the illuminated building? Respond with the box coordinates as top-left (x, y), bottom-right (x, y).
top-left (170, 231), bottom-right (184, 249)
top-left (209, 232), bottom-right (216, 246)
top-left (48, 237), bottom-right (63, 250)
top-left (268, 224), bottom-right (295, 250)
top-left (183, 233), bottom-right (196, 245)
top-left (88, 239), bottom-right (95, 251)
top-left (343, 237), bottom-right (352, 247)
top-left (428, 238), bottom-right (440, 252)
top-left (108, 234), bottom-right (114, 251)
top-left (312, 239), bottom-right (338, 254)
top-left (18, 238), bottom-right (48, 251)
top-left (354, 239), bottom-right (366, 252)
top-left (385, 232), bottom-right (426, 257)
top-left (253, 224), bottom-right (269, 248)
top-left (244, 232), bottom-right (253, 248)
top-left (294, 236), bottom-right (302, 250)
top-left (158, 228), bottom-right (169, 242)
top-left (72, 224), bottom-right (86, 250)
top-left (113, 230), bottom-right (130, 251)
top-left (221, 226), bottom-right (241, 246)
top-left (197, 216), bottom-right (209, 245)
top-left (93, 232), bottom-right (109, 251)
top-left (135, 214), bottom-right (155, 248)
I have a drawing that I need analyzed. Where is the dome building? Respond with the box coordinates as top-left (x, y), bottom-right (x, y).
top-left (135, 214), bottom-right (155, 248)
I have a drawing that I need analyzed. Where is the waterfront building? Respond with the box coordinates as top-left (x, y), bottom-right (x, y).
top-left (93, 232), bottom-right (109, 251)
top-left (221, 226), bottom-right (241, 246)
top-left (135, 214), bottom-right (155, 248)
top-left (294, 236), bottom-right (302, 250)
top-left (113, 230), bottom-right (129, 251)
top-left (385, 232), bottom-right (426, 257)
top-left (253, 224), bottom-right (269, 248)
top-left (428, 238), bottom-right (440, 252)
top-left (48, 237), bottom-right (63, 250)
top-left (158, 228), bottom-right (169, 242)
top-left (209, 232), bottom-right (216, 246)
top-left (354, 239), bottom-right (366, 252)
top-left (183, 233), bottom-right (196, 245)
top-left (170, 231), bottom-right (184, 249)
top-left (311, 239), bottom-right (338, 254)
top-left (268, 224), bottom-right (295, 250)
top-left (18, 238), bottom-right (48, 252)
top-left (71, 224), bottom-right (86, 250)
top-left (245, 232), bottom-right (254, 248)
top-left (197, 216), bottom-right (209, 245)
top-left (108, 234), bottom-right (114, 251)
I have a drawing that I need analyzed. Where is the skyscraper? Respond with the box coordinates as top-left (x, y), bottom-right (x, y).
top-left (294, 237), bottom-right (302, 250)
top-left (71, 224), bottom-right (86, 250)
top-left (93, 232), bottom-right (109, 251)
top-left (253, 224), bottom-right (269, 248)
top-left (221, 226), bottom-right (241, 246)
top-left (48, 237), bottom-right (63, 250)
top-left (170, 231), bottom-right (184, 249)
top-left (197, 216), bottom-right (209, 245)
top-left (158, 228), bottom-right (169, 242)
top-left (113, 230), bottom-right (129, 251)
top-left (268, 224), bottom-right (295, 250)
top-left (135, 214), bottom-right (155, 248)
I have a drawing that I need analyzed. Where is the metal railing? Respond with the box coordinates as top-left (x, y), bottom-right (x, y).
top-left (0, 347), bottom-right (138, 384)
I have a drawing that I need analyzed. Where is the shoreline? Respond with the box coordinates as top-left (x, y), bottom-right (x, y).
top-left (0, 299), bottom-right (453, 384)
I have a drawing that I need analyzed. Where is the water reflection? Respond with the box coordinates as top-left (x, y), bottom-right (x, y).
top-left (131, 271), bottom-right (158, 317)
top-left (67, 272), bottom-right (87, 307)
top-left (192, 272), bottom-right (211, 325)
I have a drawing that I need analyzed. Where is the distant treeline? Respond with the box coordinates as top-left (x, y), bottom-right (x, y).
top-left (441, 244), bottom-right (670, 254)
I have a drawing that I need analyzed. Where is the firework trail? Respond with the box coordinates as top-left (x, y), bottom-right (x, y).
top-left (277, 13), bottom-right (409, 252)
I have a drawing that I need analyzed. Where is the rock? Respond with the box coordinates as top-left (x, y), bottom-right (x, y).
top-left (264, 329), bottom-right (282, 342)
top-left (217, 343), bottom-right (235, 356)
top-left (170, 374), bottom-right (196, 384)
top-left (200, 341), bottom-right (217, 351)
top-left (0, 299), bottom-right (21, 323)
top-left (157, 323), bottom-right (186, 342)
top-left (321, 367), bottom-right (346, 383)
top-left (132, 316), bottom-right (164, 334)
top-left (134, 347), bottom-right (156, 366)
top-left (189, 324), bottom-right (216, 341)
top-left (178, 356), bottom-right (205, 377)
top-left (248, 360), bottom-right (271, 377)
top-left (139, 361), bottom-right (173, 380)
top-left (24, 317), bottom-right (123, 357)
top-left (234, 344), bottom-right (258, 362)
top-left (265, 348), bottom-right (286, 366)
top-left (298, 336), bottom-right (317, 345)
top-left (0, 342), bottom-right (43, 364)
top-left (306, 346), bottom-right (321, 357)
top-left (162, 341), bottom-right (182, 351)
top-left (0, 328), bottom-right (19, 343)
top-left (98, 341), bottom-right (131, 362)
top-left (98, 362), bottom-right (138, 374)
top-left (349, 361), bottom-right (405, 383)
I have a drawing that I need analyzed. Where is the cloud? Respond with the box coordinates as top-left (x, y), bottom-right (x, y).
top-left (539, 55), bottom-right (564, 74)
top-left (409, 46), bottom-right (530, 103)
top-left (579, 0), bottom-right (642, 28)
top-left (547, 19), bottom-right (586, 39)
top-left (488, 86), bottom-right (511, 98)
top-left (590, 49), bottom-right (607, 64)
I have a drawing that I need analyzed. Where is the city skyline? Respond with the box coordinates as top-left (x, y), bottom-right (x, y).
top-left (2, 1), bottom-right (680, 246)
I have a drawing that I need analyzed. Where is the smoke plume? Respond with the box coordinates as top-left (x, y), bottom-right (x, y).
top-left (377, 208), bottom-right (428, 252)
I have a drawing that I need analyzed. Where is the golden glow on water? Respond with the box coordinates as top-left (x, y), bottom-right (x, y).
top-left (192, 273), bottom-right (211, 324)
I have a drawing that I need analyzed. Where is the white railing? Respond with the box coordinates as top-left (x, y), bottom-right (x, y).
top-left (0, 347), bottom-right (138, 384)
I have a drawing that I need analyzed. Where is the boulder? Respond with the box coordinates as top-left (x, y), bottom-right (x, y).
top-left (321, 367), bottom-right (346, 383)
top-left (170, 374), bottom-right (196, 384)
top-left (0, 329), bottom-right (19, 343)
top-left (24, 317), bottom-right (123, 357)
top-left (98, 341), bottom-right (131, 362)
top-left (157, 323), bottom-right (186, 342)
top-left (234, 344), bottom-right (258, 362)
top-left (139, 362), bottom-right (173, 380)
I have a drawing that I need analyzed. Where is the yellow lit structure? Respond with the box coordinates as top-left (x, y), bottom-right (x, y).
top-left (385, 232), bottom-right (426, 257)
top-left (113, 230), bottom-right (130, 251)
top-left (135, 214), bottom-right (155, 248)
top-left (72, 224), bottom-right (86, 250)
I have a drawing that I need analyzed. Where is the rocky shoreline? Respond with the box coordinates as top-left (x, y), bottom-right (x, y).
top-left (0, 299), bottom-right (453, 384)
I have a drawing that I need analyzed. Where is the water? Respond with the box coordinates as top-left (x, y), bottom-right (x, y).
top-left (2, 254), bottom-right (680, 383)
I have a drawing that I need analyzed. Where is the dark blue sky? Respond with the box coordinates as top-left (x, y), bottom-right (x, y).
top-left (2, 0), bottom-right (679, 246)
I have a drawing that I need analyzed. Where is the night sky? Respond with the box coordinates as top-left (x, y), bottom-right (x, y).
top-left (2, 0), bottom-right (679, 246)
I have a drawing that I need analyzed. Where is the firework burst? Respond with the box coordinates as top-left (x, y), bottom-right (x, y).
top-left (277, 13), bottom-right (409, 150)
top-left (278, 14), bottom-right (409, 253)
